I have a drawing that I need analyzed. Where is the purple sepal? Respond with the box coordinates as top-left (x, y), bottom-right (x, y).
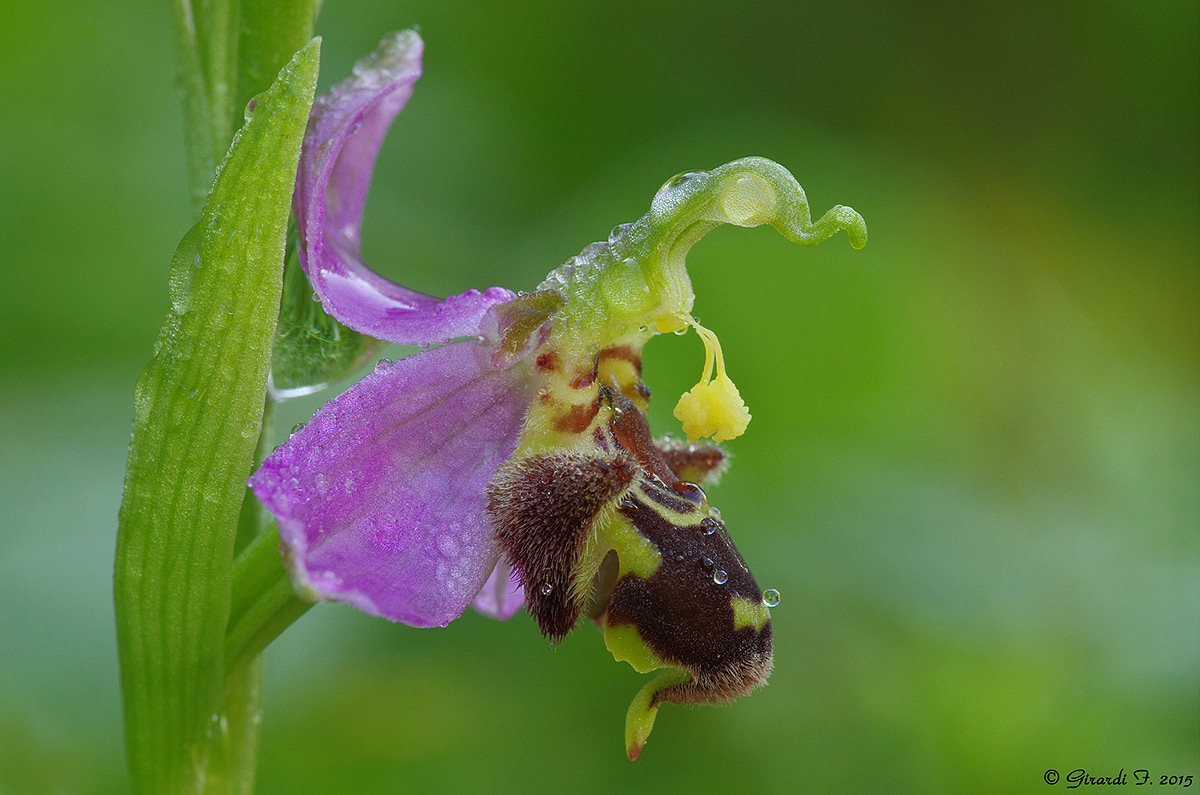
top-left (472, 559), bottom-right (526, 620)
top-left (295, 30), bottom-right (514, 344)
top-left (250, 341), bottom-right (533, 627)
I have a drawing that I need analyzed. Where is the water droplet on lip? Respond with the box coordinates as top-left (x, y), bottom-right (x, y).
top-left (674, 482), bottom-right (705, 503)
top-left (762, 588), bottom-right (780, 607)
top-left (608, 222), bottom-right (632, 243)
top-left (661, 170), bottom-right (705, 191)
top-left (700, 517), bottom-right (721, 535)
top-left (712, 569), bottom-right (728, 585)
top-left (539, 583), bottom-right (553, 596)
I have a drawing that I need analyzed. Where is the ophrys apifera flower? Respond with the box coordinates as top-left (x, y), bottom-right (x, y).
top-left (249, 30), bottom-right (866, 759)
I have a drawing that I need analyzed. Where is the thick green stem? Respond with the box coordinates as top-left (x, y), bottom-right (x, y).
top-left (203, 658), bottom-right (264, 795)
top-left (225, 525), bottom-right (314, 676)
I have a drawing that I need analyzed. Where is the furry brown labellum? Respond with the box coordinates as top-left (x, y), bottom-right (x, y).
top-left (488, 383), bottom-right (773, 759)
top-left (487, 452), bottom-right (636, 641)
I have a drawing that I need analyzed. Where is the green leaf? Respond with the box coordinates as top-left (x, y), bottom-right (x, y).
top-left (114, 39), bottom-right (321, 795)
top-left (270, 223), bottom-right (383, 397)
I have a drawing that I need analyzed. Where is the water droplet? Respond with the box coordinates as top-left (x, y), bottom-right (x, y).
top-left (673, 327), bottom-right (688, 335)
top-left (762, 588), bottom-right (781, 607)
top-left (662, 171), bottom-right (705, 190)
top-left (700, 517), bottom-right (721, 535)
top-left (290, 422), bottom-right (306, 434)
top-left (700, 557), bottom-right (714, 570)
top-left (712, 569), bottom-right (728, 585)
top-left (311, 292), bottom-right (320, 302)
top-left (710, 507), bottom-right (721, 518)
top-left (674, 482), bottom-right (705, 503)
top-left (608, 222), bottom-right (632, 243)
top-left (539, 583), bottom-right (553, 596)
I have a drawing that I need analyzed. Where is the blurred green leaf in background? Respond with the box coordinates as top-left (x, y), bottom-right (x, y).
top-left (0, 0), bottom-right (1195, 793)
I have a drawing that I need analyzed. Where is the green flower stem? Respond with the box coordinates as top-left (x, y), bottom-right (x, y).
top-left (114, 41), bottom-right (320, 795)
top-left (235, 0), bottom-right (320, 124)
top-left (225, 525), bottom-right (314, 676)
top-left (173, 0), bottom-right (238, 213)
top-left (203, 658), bottom-right (264, 795)
top-left (172, 0), bottom-right (320, 214)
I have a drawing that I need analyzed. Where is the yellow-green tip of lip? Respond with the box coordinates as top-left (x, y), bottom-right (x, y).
top-left (624, 668), bottom-right (692, 761)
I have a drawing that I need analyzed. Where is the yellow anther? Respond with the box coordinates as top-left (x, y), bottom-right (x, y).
top-left (672, 317), bottom-right (751, 442)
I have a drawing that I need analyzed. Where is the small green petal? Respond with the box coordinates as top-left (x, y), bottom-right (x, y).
top-left (625, 668), bottom-right (692, 761)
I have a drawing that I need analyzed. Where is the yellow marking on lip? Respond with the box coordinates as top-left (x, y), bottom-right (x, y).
top-left (595, 509), bottom-right (662, 580)
top-left (603, 621), bottom-right (664, 674)
top-left (731, 596), bottom-right (770, 632)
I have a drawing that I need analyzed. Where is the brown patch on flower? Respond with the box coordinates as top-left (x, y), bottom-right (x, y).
top-left (488, 453), bottom-right (636, 641)
top-left (554, 394), bottom-right (602, 433)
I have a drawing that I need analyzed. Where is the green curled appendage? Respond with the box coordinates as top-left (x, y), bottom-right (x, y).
top-left (538, 156), bottom-right (867, 443)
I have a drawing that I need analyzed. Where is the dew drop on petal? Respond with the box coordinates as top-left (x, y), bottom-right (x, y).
top-left (539, 583), bottom-right (553, 596)
top-left (762, 588), bottom-right (780, 607)
top-left (608, 222), bottom-right (632, 243)
top-left (662, 170), bottom-right (704, 191)
top-left (712, 570), bottom-right (728, 585)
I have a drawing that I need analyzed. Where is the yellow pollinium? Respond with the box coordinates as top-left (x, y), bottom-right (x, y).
top-left (672, 317), bottom-right (751, 442)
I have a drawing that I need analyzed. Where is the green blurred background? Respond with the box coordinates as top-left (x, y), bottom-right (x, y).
top-left (1, 1), bottom-right (1196, 792)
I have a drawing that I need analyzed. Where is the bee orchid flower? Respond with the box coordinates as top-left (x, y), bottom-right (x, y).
top-left (249, 30), bottom-right (867, 759)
